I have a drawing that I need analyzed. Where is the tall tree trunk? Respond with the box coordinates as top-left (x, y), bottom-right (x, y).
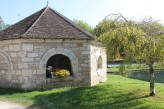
top-left (149, 62), bottom-right (156, 96)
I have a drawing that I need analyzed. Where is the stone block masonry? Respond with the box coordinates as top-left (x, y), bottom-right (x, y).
top-left (0, 39), bottom-right (107, 90)
top-left (0, 6), bottom-right (107, 90)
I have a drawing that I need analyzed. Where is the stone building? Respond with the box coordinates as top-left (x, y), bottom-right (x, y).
top-left (0, 6), bottom-right (107, 89)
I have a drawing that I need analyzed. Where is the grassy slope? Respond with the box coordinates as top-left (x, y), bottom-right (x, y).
top-left (0, 74), bottom-right (164, 109)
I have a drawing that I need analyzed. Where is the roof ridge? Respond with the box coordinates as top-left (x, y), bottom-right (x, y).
top-left (22, 6), bottom-right (49, 37)
top-left (49, 8), bottom-right (94, 39)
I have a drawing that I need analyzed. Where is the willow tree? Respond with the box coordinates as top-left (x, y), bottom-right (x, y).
top-left (96, 14), bottom-right (164, 96)
top-left (138, 19), bottom-right (164, 96)
top-left (95, 14), bottom-right (145, 61)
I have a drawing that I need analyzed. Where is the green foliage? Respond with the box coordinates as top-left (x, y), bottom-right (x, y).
top-left (137, 20), bottom-right (164, 66)
top-left (0, 74), bottom-right (164, 109)
top-left (96, 19), bottom-right (145, 61)
top-left (0, 16), bottom-right (10, 31)
top-left (73, 19), bottom-right (93, 33)
top-left (0, 16), bottom-right (5, 31)
top-left (119, 65), bottom-right (131, 77)
top-left (95, 16), bottom-right (164, 68)
top-left (94, 20), bottom-right (114, 37)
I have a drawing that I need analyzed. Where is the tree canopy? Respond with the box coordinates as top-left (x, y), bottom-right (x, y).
top-left (95, 19), bottom-right (145, 61)
top-left (95, 16), bottom-right (164, 62)
top-left (94, 14), bottom-right (164, 96)
top-left (0, 16), bottom-right (10, 31)
top-left (73, 19), bottom-right (93, 34)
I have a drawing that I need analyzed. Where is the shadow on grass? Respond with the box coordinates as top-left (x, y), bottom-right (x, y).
top-left (128, 70), bottom-right (164, 83)
top-left (27, 85), bottom-right (151, 109)
top-left (0, 87), bottom-right (28, 95)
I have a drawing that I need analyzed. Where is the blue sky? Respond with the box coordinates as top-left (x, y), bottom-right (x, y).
top-left (0, 0), bottom-right (164, 27)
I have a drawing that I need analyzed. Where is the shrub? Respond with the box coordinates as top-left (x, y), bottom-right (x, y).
top-left (119, 65), bottom-right (129, 77)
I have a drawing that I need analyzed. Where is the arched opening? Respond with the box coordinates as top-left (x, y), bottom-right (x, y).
top-left (97, 56), bottom-right (103, 69)
top-left (0, 52), bottom-right (12, 87)
top-left (46, 54), bottom-right (73, 78)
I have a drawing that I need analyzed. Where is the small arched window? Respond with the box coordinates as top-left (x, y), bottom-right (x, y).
top-left (97, 56), bottom-right (103, 69)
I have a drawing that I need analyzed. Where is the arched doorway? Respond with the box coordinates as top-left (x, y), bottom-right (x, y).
top-left (46, 54), bottom-right (73, 78)
top-left (0, 50), bottom-right (13, 87)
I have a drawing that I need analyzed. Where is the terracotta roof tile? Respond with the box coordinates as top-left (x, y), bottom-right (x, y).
top-left (0, 6), bottom-right (94, 40)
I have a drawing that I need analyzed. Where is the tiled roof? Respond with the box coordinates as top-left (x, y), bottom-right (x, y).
top-left (0, 6), bottom-right (94, 40)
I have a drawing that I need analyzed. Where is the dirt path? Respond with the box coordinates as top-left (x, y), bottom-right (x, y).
top-left (0, 101), bottom-right (29, 109)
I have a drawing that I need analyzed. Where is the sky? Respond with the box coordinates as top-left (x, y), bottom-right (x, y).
top-left (0, 0), bottom-right (164, 27)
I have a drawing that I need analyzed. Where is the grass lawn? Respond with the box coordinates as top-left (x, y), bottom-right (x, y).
top-left (0, 74), bottom-right (164, 109)
top-left (108, 66), bottom-right (164, 83)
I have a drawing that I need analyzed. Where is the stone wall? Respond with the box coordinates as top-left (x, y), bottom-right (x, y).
top-left (90, 44), bottom-right (107, 86)
top-left (0, 39), bottom-right (107, 89)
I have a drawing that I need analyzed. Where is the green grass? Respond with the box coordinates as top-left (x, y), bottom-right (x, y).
top-left (107, 64), bottom-right (148, 73)
top-left (107, 63), bottom-right (164, 73)
top-left (107, 66), bottom-right (120, 73)
top-left (128, 69), bottom-right (164, 83)
top-left (108, 65), bottom-right (164, 83)
top-left (0, 74), bottom-right (164, 109)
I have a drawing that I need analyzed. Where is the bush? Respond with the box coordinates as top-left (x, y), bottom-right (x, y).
top-left (119, 65), bottom-right (129, 77)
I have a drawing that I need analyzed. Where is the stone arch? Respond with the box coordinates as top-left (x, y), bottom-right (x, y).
top-left (0, 49), bottom-right (13, 87)
top-left (40, 48), bottom-right (78, 77)
top-left (46, 54), bottom-right (73, 78)
top-left (0, 49), bottom-right (13, 73)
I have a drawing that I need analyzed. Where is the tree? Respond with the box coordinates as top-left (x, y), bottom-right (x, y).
top-left (94, 20), bottom-right (113, 37)
top-left (73, 19), bottom-right (93, 34)
top-left (0, 16), bottom-right (5, 31)
top-left (96, 14), bottom-right (164, 96)
top-left (137, 19), bottom-right (164, 96)
top-left (0, 16), bottom-right (10, 31)
top-left (95, 14), bottom-right (144, 61)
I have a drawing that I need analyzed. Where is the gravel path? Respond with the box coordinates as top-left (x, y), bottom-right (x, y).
top-left (0, 101), bottom-right (29, 109)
